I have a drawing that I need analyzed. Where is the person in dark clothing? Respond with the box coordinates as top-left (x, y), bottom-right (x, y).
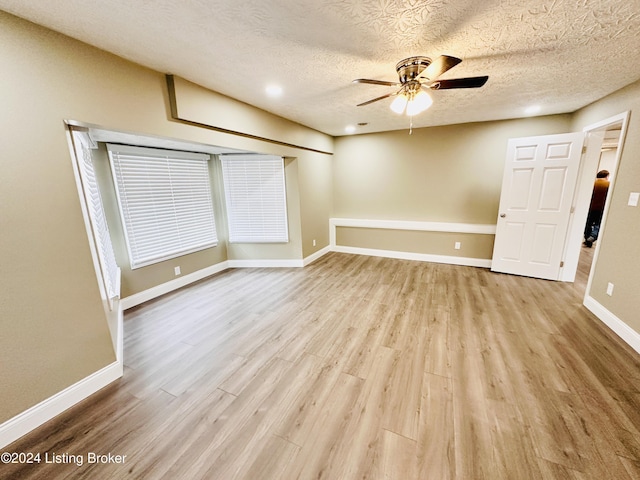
top-left (584, 169), bottom-right (610, 247)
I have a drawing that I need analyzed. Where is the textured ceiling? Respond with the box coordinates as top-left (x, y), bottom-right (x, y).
top-left (2, 0), bottom-right (640, 136)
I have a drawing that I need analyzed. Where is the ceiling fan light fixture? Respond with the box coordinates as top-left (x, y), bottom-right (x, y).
top-left (390, 94), bottom-right (408, 114)
top-left (406, 90), bottom-right (432, 116)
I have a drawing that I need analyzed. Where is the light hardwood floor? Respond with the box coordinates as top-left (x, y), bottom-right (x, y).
top-left (4, 249), bottom-right (640, 479)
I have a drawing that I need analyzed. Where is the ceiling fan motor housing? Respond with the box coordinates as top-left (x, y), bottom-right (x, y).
top-left (396, 56), bottom-right (432, 83)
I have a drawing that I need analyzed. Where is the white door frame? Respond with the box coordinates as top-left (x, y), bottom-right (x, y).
top-left (559, 111), bottom-right (629, 282)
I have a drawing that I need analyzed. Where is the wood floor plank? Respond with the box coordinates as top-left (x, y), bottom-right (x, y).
top-left (416, 372), bottom-right (455, 480)
top-left (620, 455), bottom-right (640, 480)
top-left (380, 326), bottom-right (426, 440)
top-left (380, 429), bottom-right (419, 480)
top-left (451, 350), bottom-right (500, 480)
top-left (280, 371), bottom-right (364, 479)
top-left (196, 355), bottom-right (323, 479)
top-left (341, 301), bottom-right (393, 379)
top-left (107, 388), bottom-right (237, 479)
top-left (423, 305), bottom-right (453, 378)
top-left (271, 354), bottom-right (345, 447)
top-left (4, 251), bottom-right (640, 480)
top-left (535, 458), bottom-right (583, 479)
top-left (235, 434), bottom-right (300, 480)
top-left (158, 356), bottom-right (295, 479)
top-left (487, 398), bottom-right (544, 480)
top-left (301, 345), bottom-right (401, 480)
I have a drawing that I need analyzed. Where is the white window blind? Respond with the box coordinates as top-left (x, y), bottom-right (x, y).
top-left (107, 144), bottom-right (218, 269)
top-left (71, 130), bottom-right (121, 306)
top-left (220, 155), bottom-right (289, 243)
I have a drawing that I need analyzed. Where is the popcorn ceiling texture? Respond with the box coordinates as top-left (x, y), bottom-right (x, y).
top-left (1, 0), bottom-right (639, 135)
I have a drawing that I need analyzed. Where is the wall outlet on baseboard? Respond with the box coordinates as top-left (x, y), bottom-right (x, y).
top-left (606, 282), bottom-right (614, 296)
top-left (174, 266), bottom-right (181, 276)
top-left (313, 239), bottom-right (316, 247)
top-left (454, 242), bottom-right (461, 250)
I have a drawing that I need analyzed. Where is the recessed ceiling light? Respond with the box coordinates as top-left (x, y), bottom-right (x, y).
top-left (265, 85), bottom-right (283, 97)
top-left (345, 125), bottom-right (356, 134)
top-left (524, 105), bottom-right (541, 115)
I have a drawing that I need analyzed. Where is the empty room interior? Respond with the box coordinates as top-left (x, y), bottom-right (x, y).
top-left (2, 2), bottom-right (640, 479)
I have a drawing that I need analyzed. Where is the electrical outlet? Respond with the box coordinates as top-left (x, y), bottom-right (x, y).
top-left (174, 266), bottom-right (181, 276)
top-left (313, 239), bottom-right (316, 247)
top-left (606, 282), bottom-right (614, 296)
top-left (454, 242), bottom-right (461, 250)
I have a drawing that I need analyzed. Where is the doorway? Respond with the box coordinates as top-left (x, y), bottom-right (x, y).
top-left (573, 114), bottom-right (627, 299)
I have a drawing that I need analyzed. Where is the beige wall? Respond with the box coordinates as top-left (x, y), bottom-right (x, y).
top-left (1, 12), bottom-right (117, 422)
top-left (334, 115), bottom-right (572, 222)
top-left (298, 152), bottom-right (334, 258)
top-left (332, 115), bottom-right (572, 256)
top-left (337, 227), bottom-right (494, 259)
top-left (0, 11), bottom-right (333, 424)
top-left (571, 80), bottom-right (640, 334)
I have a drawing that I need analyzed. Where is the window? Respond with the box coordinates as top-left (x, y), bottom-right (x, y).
top-left (71, 130), bottom-right (121, 306)
top-left (220, 154), bottom-right (289, 243)
top-left (107, 144), bottom-right (218, 269)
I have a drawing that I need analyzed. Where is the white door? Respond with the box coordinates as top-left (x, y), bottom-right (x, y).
top-left (491, 132), bottom-right (584, 280)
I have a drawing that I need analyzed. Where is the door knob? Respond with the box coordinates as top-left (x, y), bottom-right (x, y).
top-left (500, 213), bottom-right (506, 218)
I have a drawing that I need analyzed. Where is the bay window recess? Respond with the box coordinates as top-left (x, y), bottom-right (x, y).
top-left (107, 144), bottom-right (218, 269)
top-left (220, 154), bottom-right (289, 243)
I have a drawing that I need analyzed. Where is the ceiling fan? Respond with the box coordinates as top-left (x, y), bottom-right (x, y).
top-left (353, 55), bottom-right (488, 116)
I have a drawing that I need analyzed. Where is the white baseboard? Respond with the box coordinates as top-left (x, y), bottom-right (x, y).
top-left (0, 360), bottom-right (123, 449)
top-left (303, 245), bottom-right (332, 266)
top-left (333, 245), bottom-right (492, 268)
top-left (584, 295), bottom-right (640, 355)
top-left (121, 261), bottom-right (230, 310)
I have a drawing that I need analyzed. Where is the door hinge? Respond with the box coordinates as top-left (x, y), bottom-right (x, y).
top-left (582, 145), bottom-right (587, 154)
top-left (560, 261), bottom-right (564, 268)
top-left (570, 206), bottom-right (575, 214)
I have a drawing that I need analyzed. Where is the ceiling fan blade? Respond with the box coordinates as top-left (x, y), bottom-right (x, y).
top-left (357, 92), bottom-right (397, 106)
top-left (429, 76), bottom-right (489, 89)
top-left (419, 55), bottom-right (462, 81)
top-left (353, 78), bottom-right (400, 87)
